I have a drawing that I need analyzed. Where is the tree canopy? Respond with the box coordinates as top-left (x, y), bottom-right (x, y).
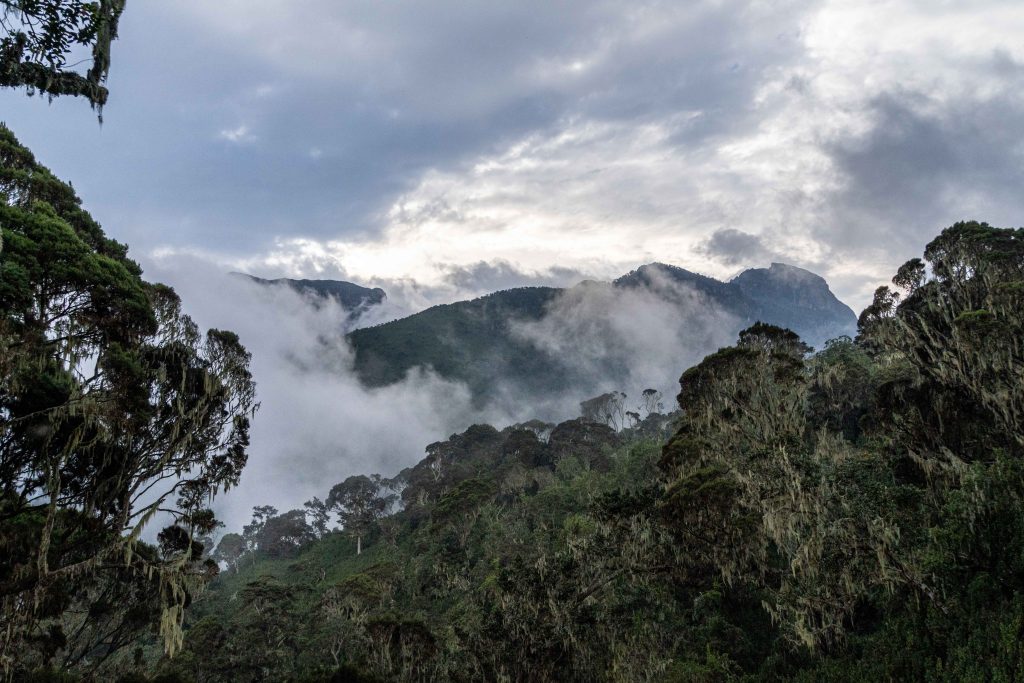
top-left (0, 124), bottom-right (255, 676)
top-left (1, 0), bottom-right (126, 110)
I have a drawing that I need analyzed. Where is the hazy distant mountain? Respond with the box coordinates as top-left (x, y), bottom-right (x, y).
top-left (349, 287), bottom-right (564, 398)
top-left (347, 263), bottom-right (855, 403)
top-left (616, 262), bottom-right (856, 347)
top-left (234, 273), bottom-right (386, 315)
top-left (730, 263), bottom-right (857, 350)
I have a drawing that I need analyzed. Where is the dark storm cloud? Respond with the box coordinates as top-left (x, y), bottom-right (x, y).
top-left (822, 87), bottom-right (1024, 258)
top-left (697, 228), bottom-right (773, 266)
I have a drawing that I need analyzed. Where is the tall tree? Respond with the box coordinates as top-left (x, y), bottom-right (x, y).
top-left (0, 125), bottom-right (255, 674)
top-left (213, 532), bottom-right (246, 573)
top-left (241, 505), bottom-right (278, 555)
top-left (327, 475), bottom-right (395, 555)
top-left (303, 496), bottom-right (331, 538)
top-left (254, 509), bottom-right (315, 559)
top-left (580, 391), bottom-right (627, 430)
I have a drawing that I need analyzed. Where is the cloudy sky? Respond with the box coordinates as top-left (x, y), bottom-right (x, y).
top-left (4, 0), bottom-right (1023, 311)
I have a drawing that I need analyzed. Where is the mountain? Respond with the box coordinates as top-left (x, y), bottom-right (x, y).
top-left (731, 263), bottom-right (856, 347)
top-left (347, 263), bottom-right (856, 402)
top-left (614, 262), bottom-right (856, 343)
top-left (348, 287), bottom-right (566, 397)
top-left (234, 273), bottom-right (386, 314)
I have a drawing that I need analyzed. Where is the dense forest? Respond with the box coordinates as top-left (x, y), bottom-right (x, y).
top-left (3, 2), bottom-right (1024, 681)
top-left (6, 135), bottom-right (1022, 679)
top-left (149, 220), bottom-right (1023, 682)
top-left (170, 221), bottom-right (1022, 683)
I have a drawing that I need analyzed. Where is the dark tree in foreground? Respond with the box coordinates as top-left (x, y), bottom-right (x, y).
top-left (327, 475), bottom-right (396, 555)
top-left (0, 125), bottom-right (255, 674)
top-left (1, 0), bottom-right (126, 109)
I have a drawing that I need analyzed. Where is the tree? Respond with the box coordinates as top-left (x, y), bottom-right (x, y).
top-left (255, 509), bottom-right (315, 559)
top-left (547, 418), bottom-right (620, 471)
top-left (1, 0), bottom-right (126, 110)
top-left (0, 125), bottom-right (255, 671)
top-left (580, 391), bottom-right (627, 430)
top-left (638, 388), bottom-right (664, 417)
top-left (658, 322), bottom-right (898, 647)
top-left (241, 505), bottom-right (278, 556)
top-left (327, 475), bottom-right (395, 555)
top-left (303, 496), bottom-right (331, 538)
top-left (213, 533), bottom-right (246, 573)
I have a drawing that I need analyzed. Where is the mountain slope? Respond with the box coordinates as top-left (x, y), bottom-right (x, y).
top-left (235, 273), bottom-right (386, 312)
top-left (349, 287), bottom-right (564, 397)
top-left (346, 263), bottom-right (856, 403)
top-left (731, 263), bottom-right (856, 347)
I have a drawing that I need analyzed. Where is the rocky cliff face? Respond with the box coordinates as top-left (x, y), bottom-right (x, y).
top-left (731, 263), bottom-right (856, 348)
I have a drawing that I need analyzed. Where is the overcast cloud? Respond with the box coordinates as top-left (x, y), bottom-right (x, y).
top-left (2, 0), bottom-right (1022, 311)
top-left (7, 0), bottom-right (1021, 529)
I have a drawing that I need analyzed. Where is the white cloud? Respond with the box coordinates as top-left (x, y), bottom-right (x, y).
top-left (219, 124), bottom-right (255, 144)
top-left (201, 0), bottom-right (1023, 311)
top-left (142, 252), bottom-right (750, 531)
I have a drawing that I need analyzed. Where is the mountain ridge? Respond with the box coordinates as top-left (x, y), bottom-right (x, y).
top-left (232, 272), bottom-right (387, 312)
top-left (346, 262), bottom-right (856, 404)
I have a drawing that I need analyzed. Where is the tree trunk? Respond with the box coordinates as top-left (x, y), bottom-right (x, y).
top-left (357, 535), bottom-right (362, 555)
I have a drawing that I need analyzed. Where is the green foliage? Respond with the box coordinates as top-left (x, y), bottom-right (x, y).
top-left (657, 221), bottom-right (1024, 674)
top-left (0, 0), bottom-right (126, 110)
top-left (47, 219), bottom-right (1022, 682)
top-left (0, 125), bottom-right (255, 677)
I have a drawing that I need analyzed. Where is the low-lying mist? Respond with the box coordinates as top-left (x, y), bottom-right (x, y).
top-left (145, 256), bottom-right (743, 533)
top-left (511, 268), bottom-right (740, 405)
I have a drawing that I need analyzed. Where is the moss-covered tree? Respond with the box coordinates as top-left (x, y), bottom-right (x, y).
top-left (0, 124), bottom-right (255, 677)
top-left (1, 0), bottom-right (126, 110)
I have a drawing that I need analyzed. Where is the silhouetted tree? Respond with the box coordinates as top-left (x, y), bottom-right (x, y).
top-left (304, 496), bottom-right (332, 538)
top-left (580, 391), bottom-right (627, 430)
top-left (255, 509), bottom-right (315, 559)
top-left (213, 533), bottom-right (246, 573)
top-left (638, 388), bottom-right (664, 417)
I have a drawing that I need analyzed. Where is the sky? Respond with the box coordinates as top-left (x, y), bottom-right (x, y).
top-left (2, 0), bottom-right (1022, 312)
top-left (5, 1), bottom-right (1024, 529)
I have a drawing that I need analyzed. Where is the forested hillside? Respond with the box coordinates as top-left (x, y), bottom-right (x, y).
top-left (233, 274), bottom-right (386, 320)
top-left (124, 222), bottom-right (1022, 682)
top-left (4, 2), bottom-right (1022, 682)
top-left (348, 262), bottom-right (855, 403)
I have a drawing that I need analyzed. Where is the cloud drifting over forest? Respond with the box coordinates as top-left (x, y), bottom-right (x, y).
top-left (144, 254), bottom-right (749, 531)
top-left (1, 1), bottom-right (1022, 311)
